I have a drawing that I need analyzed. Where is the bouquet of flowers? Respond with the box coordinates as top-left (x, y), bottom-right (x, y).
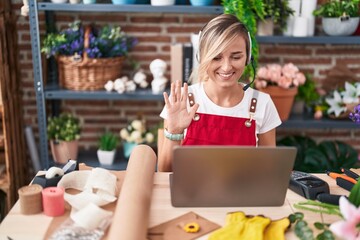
top-left (324, 81), bottom-right (360, 118)
top-left (41, 20), bottom-right (137, 59)
top-left (119, 119), bottom-right (154, 144)
top-left (254, 63), bottom-right (306, 89)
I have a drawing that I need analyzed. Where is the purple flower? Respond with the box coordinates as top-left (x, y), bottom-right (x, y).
top-left (349, 104), bottom-right (360, 124)
top-left (42, 21), bottom-right (137, 59)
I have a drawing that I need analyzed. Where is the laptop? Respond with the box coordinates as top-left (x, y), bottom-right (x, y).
top-left (170, 146), bottom-right (297, 207)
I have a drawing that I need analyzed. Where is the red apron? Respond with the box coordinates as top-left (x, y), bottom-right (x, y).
top-left (182, 92), bottom-right (258, 146)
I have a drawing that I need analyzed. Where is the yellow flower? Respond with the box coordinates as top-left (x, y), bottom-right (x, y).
top-left (183, 222), bottom-right (200, 233)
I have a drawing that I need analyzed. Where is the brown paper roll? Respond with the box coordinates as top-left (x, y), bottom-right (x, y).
top-left (108, 144), bottom-right (157, 240)
top-left (18, 184), bottom-right (43, 215)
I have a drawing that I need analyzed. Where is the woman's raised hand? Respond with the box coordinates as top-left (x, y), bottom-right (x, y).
top-left (163, 81), bottom-right (199, 134)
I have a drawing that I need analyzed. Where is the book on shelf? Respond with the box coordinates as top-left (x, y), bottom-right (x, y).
top-left (170, 43), bottom-right (194, 84)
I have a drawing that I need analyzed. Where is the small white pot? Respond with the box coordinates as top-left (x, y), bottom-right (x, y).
top-left (97, 149), bottom-right (116, 165)
top-left (69, 0), bottom-right (81, 3)
top-left (322, 17), bottom-right (360, 36)
top-left (51, 0), bottom-right (68, 3)
top-left (151, 0), bottom-right (175, 6)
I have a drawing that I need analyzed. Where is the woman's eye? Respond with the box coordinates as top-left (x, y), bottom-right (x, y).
top-left (213, 57), bottom-right (221, 61)
top-left (232, 55), bottom-right (241, 60)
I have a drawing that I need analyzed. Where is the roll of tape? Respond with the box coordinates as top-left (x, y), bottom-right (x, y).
top-left (42, 187), bottom-right (65, 217)
top-left (45, 166), bottom-right (64, 179)
top-left (18, 184), bottom-right (43, 215)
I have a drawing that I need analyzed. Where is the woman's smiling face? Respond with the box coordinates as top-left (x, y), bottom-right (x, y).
top-left (206, 35), bottom-right (247, 88)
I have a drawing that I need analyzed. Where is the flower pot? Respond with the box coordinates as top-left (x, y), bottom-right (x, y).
top-left (51, 0), bottom-right (68, 3)
top-left (151, 0), bottom-right (175, 5)
top-left (260, 86), bottom-right (298, 121)
top-left (113, 0), bottom-right (136, 4)
top-left (189, 0), bottom-right (214, 6)
top-left (123, 142), bottom-right (137, 159)
top-left (257, 18), bottom-right (274, 36)
top-left (50, 140), bottom-right (79, 165)
top-left (322, 17), bottom-right (360, 36)
top-left (83, 0), bottom-right (96, 4)
top-left (97, 149), bottom-right (116, 165)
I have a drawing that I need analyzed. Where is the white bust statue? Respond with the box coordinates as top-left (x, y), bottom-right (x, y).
top-left (150, 59), bottom-right (168, 94)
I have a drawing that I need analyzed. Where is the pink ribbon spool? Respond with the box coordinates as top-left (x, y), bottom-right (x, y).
top-left (42, 187), bottom-right (65, 217)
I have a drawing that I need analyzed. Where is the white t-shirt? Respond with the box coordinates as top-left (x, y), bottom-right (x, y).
top-left (160, 83), bottom-right (282, 143)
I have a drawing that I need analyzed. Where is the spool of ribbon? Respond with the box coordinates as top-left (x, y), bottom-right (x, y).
top-left (18, 184), bottom-right (43, 215)
top-left (42, 187), bottom-right (65, 217)
top-left (45, 166), bottom-right (64, 179)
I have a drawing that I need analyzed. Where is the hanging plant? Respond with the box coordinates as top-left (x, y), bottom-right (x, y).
top-left (221, 0), bottom-right (265, 81)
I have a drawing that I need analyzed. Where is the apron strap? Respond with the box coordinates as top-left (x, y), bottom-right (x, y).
top-left (188, 92), bottom-right (195, 107)
top-left (188, 90), bottom-right (259, 113)
top-left (249, 90), bottom-right (259, 114)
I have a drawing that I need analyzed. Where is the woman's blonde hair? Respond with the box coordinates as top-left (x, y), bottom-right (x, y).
top-left (189, 14), bottom-right (251, 84)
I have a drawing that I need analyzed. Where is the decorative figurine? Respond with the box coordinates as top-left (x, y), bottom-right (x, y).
top-left (149, 59), bottom-right (168, 94)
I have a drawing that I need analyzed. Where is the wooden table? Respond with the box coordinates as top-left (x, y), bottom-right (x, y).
top-left (0, 173), bottom-right (348, 240)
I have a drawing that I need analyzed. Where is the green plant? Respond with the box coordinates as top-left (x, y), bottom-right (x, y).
top-left (98, 131), bottom-right (119, 151)
top-left (47, 113), bottom-right (81, 142)
top-left (288, 212), bottom-right (336, 240)
top-left (313, 0), bottom-right (360, 18)
top-left (296, 73), bottom-right (321, 108)
top-left (277, 135), bottom-right (358, 173)
top-left (262, 0), bottom-right (294, 30)
top-left (221, 0), bottom-right (265, 79)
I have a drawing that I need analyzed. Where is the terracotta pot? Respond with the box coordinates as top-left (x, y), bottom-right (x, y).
top-left (260, 86), bottom-right (298, 121)
top-left (50, 140), bottom-right (79, 165)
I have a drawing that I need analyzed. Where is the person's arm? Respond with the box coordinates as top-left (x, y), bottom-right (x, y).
top-left (157, 81), bottom-right (198, 172)
top-left (157, 120), bottom-right (181, 172)
top-left (257, 128), bottom-right (276, 146)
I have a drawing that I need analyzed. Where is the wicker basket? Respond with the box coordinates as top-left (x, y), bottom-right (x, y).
top-left (57, 26), bottom-right (124, 91)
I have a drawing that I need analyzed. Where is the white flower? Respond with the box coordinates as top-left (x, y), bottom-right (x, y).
top-left (326, 90), bottom-right (347, 117)
top-left (342, 82), bottom-right (360, 104)
top-left (129, 130), bottom-right (142, 143)
top-left (131, 120), bottom-right (143, 131)
top-left (119, 128), bottom-right (129, 140)
top-left (145, 132), bottom-right (154, 143)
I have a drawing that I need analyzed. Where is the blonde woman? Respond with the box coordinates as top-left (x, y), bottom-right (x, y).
top-left (158, 14), bottom-right (281, 172)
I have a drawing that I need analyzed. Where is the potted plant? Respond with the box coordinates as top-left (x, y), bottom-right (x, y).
top-left (313, 0), bottom-right (360, 36)
top-left (41, 20), bottom-right (138, 91)
top-left (119, 118), bottom-right (155, 159)
top-left (97, 131), bottom-right (119, 165)
top-left (47, 113), bottom-right (81, 164)
top-left (258, 0), bottom-right (295, 35)
top-left (293, 73), bottom-right (321, 115)
top-left (254, 62), bottom-right (306, 121)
